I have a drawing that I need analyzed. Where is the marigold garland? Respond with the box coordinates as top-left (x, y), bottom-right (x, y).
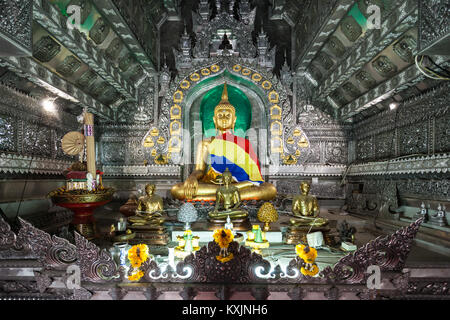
top-left (128, 270), bottom-right (144, 281)
top-left (301, 264), bottom-right (319, 277)
top-left (128, 244), bottom-right (149, 269)
top-left (213, 229), bottom-right (235, 263)
top-left (213, 229), bottom-right (234, 249)
top-left (216, 253), bottom-right (234, 263)
top-left (127, 244), bottom-right (149, 282)
top-left (295, 244), bottom-right (317, 263)
top-left (295, 243), bottom-right (319, 277)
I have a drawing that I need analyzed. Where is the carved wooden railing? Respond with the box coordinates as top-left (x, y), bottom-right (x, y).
top-left (2, 214), bottom-right (447, 300)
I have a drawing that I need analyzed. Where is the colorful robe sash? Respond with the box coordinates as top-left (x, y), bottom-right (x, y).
top-left (206, 133), bottom-right (264, 185)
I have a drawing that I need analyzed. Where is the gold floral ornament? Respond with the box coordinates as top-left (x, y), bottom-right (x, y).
top-left (201, 68), bottom-right (211, 76)
top-left (242, 68), bottom-right (252, 76)
top-left (210, 64), bottom-right (220, 73)
top-left (173, 90), bottom-right (183, 103)
top-left (232, 64), bottom-right (242, 72)
top-left (262, 80), bottom-right (272, 90)
top-left (180, 80), bottom-right (190, 90)
top-left (257, 202), bottom-right (279, 232)
top-left (154, 154), bottom-right (169, 165)
top-left (190, 73), bottom-right (200, 82)
top-left (213, 229), bottom-right (235, 263)
top-left (283, 154), bottom-right (297, 165)
top-left (127, 244), bottom-right (150, 281)
top-left (295, 244), bottom-right (319, 277)
top-left (252, 73), bottom-right (262, 82)
top-left (268, 91), bottom-right (279, 103)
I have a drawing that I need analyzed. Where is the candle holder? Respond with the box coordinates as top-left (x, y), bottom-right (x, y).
top-left (245, 225), bottom-right (269, 255)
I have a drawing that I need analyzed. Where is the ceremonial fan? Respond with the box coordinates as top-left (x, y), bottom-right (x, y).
top-left (61, 131), bottom-right (85, 161)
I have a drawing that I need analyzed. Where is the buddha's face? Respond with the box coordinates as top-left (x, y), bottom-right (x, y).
top-left (223, 171), bottom-right (233, 185)
top-left (300, 182), bottom-right (310, 195)
top-left (145, 184), bottom-right (155, 196)
top-left (213, 107), bottom-right (236, 132)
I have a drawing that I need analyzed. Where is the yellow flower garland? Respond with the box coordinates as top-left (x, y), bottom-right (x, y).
top-left (213, 229), bottom-right (235, 263)
top-left (295, 244), bottom-right (320, 277)
top-left (301, 264), bottom-right (319, 277)
top-left (295, 244), bottom-right (318, 263)
top-left (213, 229), bottom-right (234, 249)
top-left (127, 244), bottom-right (149, 281)
top-left (216, 253), bottom-right (234, 263)
top-left (128, 270), bottom-right (144, 281)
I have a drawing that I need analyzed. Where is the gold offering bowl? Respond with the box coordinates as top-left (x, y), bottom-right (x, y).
top-left (174, 235), bottom-right (201, 259)
top-left (49, 188), bottom-right (115, 240)
top-left (244, 239), bottom-right (270, 255)
top-left (49, 188), bottom-right (115, 204)
top-left (113, 231), bottom-right (136, 242)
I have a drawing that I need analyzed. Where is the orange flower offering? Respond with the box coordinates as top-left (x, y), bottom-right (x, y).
top-left (213, 229), bottom-right (234, 249)
top-left (216, 253), bottom-right (234, 263)
top-left (128, 244), bottom-right (149, 269)
top-left (128, 270), bottom-right (144, 282)
top-left (295, 244), bottom-right (319, 277)
top-left (301, 265), bottom-right (319, 277)
top-left (295, 244), bottom-right (317, 263)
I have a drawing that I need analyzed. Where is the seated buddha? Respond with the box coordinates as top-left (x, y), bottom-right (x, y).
top-left (290, 181), bottom-right (328, 227)
top-left (128, 184), bottom-right (165, 226)
top-left (209, 168), bottom-right (248, 220)
top-left (171, 83), bottom-right (277, 202)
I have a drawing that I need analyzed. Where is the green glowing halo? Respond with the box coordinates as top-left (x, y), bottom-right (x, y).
top-left (200, 84), bottom-right (252, 138)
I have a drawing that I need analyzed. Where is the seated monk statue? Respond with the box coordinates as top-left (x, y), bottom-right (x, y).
top-left (128, 184), bottom-right (165, 226)
top-left (171, 83), bottom-right (277, 201)
top-left (290, 181), bottom-right (328, 227)
top-left (209, 168), bottom-right (248, 220)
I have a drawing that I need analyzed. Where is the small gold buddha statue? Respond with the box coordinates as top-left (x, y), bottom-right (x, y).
top-left (171, 83), bottom-right (277, 202)
top-left (209, 169), bottom-right (248, 220)
top-left (290, 182), bottom-right (328, 227)
top-left (128, 184), bottom-right (165, 226)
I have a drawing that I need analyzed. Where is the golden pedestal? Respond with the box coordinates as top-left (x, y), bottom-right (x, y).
top-left (244, 239), bottom-right (270, 255)
top-left (284, 225), bottom-right (333, 246)
top-left (128, 224), bottom-right (169, 246)
top-left (207, 216), bottom-right (252, 231)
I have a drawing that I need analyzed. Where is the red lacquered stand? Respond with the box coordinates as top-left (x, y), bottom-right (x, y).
top-left (57, 200), bottom-right (111, 240)
top-left (50, 189), bottom-right (114, 240)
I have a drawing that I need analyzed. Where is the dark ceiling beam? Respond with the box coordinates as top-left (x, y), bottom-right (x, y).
top-left (0, 56), bottom-right (114, 121)
top-left (94, 0), bottom-right (160, 73)
top-left (294, 0), bottom-right (355, 73)
top-left (317, 0), bottom-right (419, 101)
top-left (339, 63), bottom-right (426, 121)
top-left (33, 0), bottom-right (137, 102)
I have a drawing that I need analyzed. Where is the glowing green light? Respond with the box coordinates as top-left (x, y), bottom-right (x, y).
top-left (200, 84), bottom-right (252, 138)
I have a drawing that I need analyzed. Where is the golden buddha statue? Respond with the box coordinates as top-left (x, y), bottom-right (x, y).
top-left (171, 83), bottom-right (277, 202)
top-left (209, 168), bottom-right (248, 220)
top-left (290, 182), bottom-right (328, 227)
top-left (128, 184), bottom-right (165, 226)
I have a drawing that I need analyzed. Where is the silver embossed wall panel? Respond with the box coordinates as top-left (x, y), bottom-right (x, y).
top-left (418, 0), bottom-right (450, 54)
top-left (22, 123), bottom-right (52, 158)
top-left (325, 141), bottom-right (348, 164)
top-left (277, 179), bottom-right (345, 199)
top-left (0, 0), bottom-right (33, 56)
top-left (399, 122), bottom-right (428, 156)
top-left (0, 114), bottom-right (17, 152)
top-left (435, 112), bottom-right (450, 153)
top-left (357, 137), bottom-right (374, 161)
top-left (99, 126), bottom-right (154, 166)
top-left (0, 84), bottom-right (78, 164)
top-left (374, 131), bottom-right (394, 159)
top-left (354, 83), bottom-right (450, 162)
